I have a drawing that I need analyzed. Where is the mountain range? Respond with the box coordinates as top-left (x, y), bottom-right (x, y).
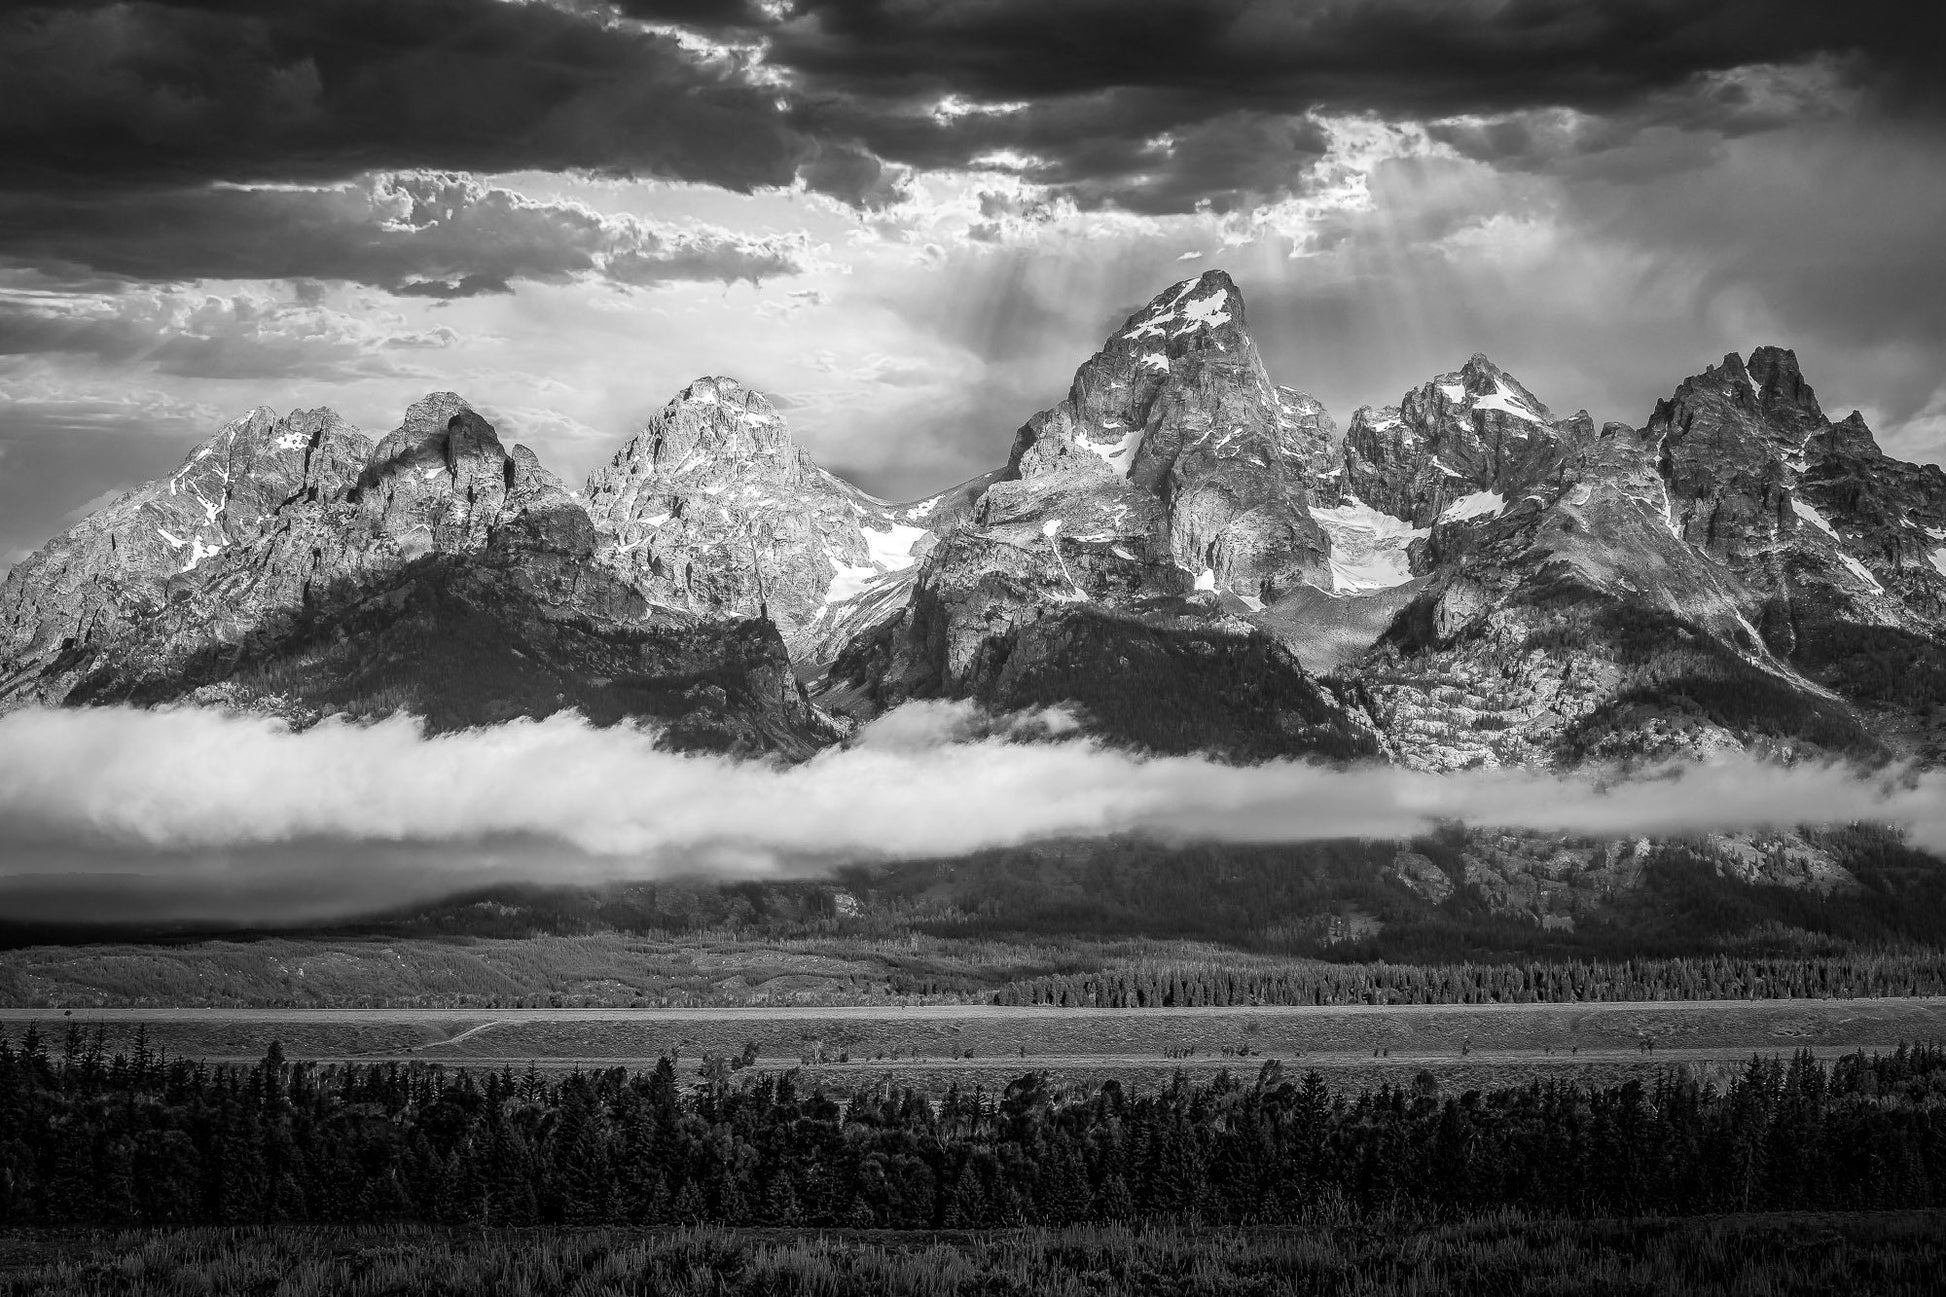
top-left (7, 268), bottom-right (1946, 783)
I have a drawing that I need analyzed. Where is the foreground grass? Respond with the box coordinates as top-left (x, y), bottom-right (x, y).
top-left (1, 1215), bottom-right (1941, 1296)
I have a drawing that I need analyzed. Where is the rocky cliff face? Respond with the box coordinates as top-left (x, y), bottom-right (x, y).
top-left (1338, 353), bottom-right (1573, 527)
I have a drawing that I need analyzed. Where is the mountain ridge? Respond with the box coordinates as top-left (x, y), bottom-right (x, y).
top-left (5, 267), bottom-right (1945, 773)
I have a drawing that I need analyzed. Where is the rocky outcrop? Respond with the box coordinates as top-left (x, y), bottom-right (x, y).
top-left (1648, 349), bottom-right (1806, 573)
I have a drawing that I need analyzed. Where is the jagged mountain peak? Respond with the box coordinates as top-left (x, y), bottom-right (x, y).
top-left (599, 375), bottom-right (802, 486)
top-left (0, 401), bottom-right (375, 672)
top-left (1008, 268), bottom-right (1274, 487)
top-left (352, 392), bottom-right (516, 556)
top-left (1108, 269), bottom-right (1246, 347)
top-left (1411, 353), bottom-right (1555, 423)
top-left (172, 402), bottom-right (362, 475)
top-left (667, 376), bottom-right (792, 448)
top-left (977, 266), bottom-right (1336, 607)
top-left (1656, 346), bottom-right (1826, 448)
top-left (582, 375), bottom-right (935, 657)
top-left (1343, 355), bottom-right (1569, 528)
top-left (1820, 408), bottom-right (1882, 455)
top-left (1747, 344), bottom-right (1813, 401)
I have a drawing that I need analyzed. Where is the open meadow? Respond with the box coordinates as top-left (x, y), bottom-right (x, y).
top-left (9, 995), bottom-right (1943, 1090)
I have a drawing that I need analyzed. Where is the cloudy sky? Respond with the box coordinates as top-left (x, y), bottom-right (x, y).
top-left (3, 0), bottom-right (1942, 570)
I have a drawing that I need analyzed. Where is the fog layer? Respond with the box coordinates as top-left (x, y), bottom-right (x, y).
top-left (1, 703), bottom-right (1937, 925)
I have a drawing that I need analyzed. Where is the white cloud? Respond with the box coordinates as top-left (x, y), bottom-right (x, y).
top-left (0, 703), bottom-right (1939, 924)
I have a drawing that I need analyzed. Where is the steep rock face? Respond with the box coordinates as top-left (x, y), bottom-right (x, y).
top-left (1648, 350), bottom-right (1805, 573)
top-left (352, 392), bottom-right (517, 557)
top-left (1257, 359), bottom-right (1579, 681)
top-left (0, 406), bottom-right (370, 676)
top-left (1339, 355), bottom-right (1573, 527)
top-left (584, 377), bottom-right (948, 659)
top-left (819, 271), bottom-right (1374, 759)
top-left (1639, 348), bottom-right (1946, 751)
top-left (1799, 411), bottom-right (1946, 599)
top-left (1343, 414), bottom-right (1869, 771)
top-left (0, 395), bottom-right (834, 752)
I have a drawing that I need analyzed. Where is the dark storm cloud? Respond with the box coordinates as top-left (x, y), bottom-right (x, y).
top-left (626, 0), bottom-right (1936, 214)
top-left (0, 174), bottom-right (811, 295)
top-left (0, 0), bottom-right (827, 197)
top-left (749, 0), bottom-right (1938, 121)
top-left (2, 0), bottom-right (1930, 230)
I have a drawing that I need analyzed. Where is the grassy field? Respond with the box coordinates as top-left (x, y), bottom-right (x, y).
top-left (9, 929), bottom-right (1946, 1014)
top-left (9, 997), bottom-right (1942, 1092)
top-left (0, 932), bottom-right (1265, 1009)
top-left (3, 1215), bottom-right (1943, 1296)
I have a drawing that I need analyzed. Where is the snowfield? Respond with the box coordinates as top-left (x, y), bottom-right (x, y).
top-left (1310, 498), bottom-right (1429, 593)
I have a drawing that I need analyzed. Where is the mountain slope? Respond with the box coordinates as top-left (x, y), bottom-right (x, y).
top-left (0, 406), bottom-right (370, 682)
top-left (1340, 348), bottom-right (1946, 769)
top-left (583, 377), bottom-right (968, 660)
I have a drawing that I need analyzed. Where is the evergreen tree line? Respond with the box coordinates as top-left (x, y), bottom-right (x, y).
top-left (994, 951), bottom-right (1946, 1007)
top-left (3, 1024), bottom-right (1945, 1229)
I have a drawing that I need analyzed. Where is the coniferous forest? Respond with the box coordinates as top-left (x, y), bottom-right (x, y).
top-left (4, 1025), bottom-right (1945, 1231)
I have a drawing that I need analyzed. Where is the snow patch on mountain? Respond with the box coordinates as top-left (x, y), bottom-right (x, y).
top-left (1472, 383), bottom-right (1547, 426)
top-left (1838, 552), bottom-right (1884, 592)
top-left (864, 521), bottom-right (926, 570)
top-left (1176, 288), bottom-right (1232, 332)
top-left (1083, 427), bottom-right (1146, 475)
top-left (1440, 491), bottom-right (1506, 523)
top-left (823, 520), bottom-right (926, 605)
top-left (181, 537), bottom-right (224, 573)
top-left (1311, 498), bottom-right (1429, 593)
top-left (1793, 497), bottom-right (1840, 539)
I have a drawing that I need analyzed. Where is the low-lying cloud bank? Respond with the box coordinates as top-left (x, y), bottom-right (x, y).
top-left (1, 703), bottom-right (1942, 926)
